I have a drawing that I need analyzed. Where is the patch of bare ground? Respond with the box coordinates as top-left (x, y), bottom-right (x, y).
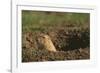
top-left (22, 47), bottom-right (89, 62)
top-left (22, 28), bottom-right (90, 62)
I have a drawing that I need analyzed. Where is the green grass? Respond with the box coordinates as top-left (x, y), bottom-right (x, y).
top-left (22, 10), bottom-right (90, 32)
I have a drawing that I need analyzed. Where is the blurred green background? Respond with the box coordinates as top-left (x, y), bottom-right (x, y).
top-left (22, 10), bottom-right (90, 32)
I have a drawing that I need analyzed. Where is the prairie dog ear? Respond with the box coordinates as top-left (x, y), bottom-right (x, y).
top-left (43, 35), bottom-right (50, 39)
top-left (38, 34), bottom-right (49, 39)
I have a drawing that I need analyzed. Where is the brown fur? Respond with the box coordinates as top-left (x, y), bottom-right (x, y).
top-left (37, 34), bottom-right (57, 52)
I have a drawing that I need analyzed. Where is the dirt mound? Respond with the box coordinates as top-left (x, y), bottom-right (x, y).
top-left (22, 47), bottom-right (89, 62)
top-left (22, 28), bottom-right (90, 62)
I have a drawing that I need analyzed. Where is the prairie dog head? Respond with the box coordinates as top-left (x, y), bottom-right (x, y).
top-left (37, 34), bottom-right (57, 52)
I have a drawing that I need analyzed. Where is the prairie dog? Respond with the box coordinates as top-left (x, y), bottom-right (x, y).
top-left (37, 34), bottom-right (57, 52)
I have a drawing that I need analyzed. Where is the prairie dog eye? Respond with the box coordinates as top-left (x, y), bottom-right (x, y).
top-left (42, 36), bottom-right (46, 38)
